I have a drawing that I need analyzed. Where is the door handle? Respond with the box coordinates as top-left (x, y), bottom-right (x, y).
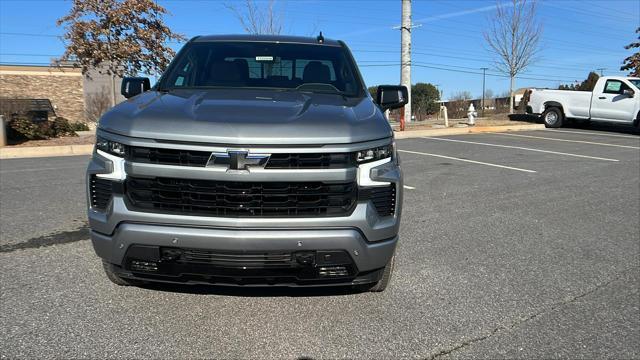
top-left (598, 96), bottom-right (606, 99)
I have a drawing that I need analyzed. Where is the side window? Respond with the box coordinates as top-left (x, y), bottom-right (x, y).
top-left (603, 80), bottom-right (625, 95)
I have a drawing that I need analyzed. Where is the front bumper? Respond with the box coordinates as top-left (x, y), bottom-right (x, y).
top-left (92, 224), bottom-right (397, 286)
top-left (87, 134), bottom-right (402, 286)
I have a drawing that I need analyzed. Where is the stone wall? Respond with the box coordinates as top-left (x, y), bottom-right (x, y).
top-left (0, 68), bottom-right (86, 122)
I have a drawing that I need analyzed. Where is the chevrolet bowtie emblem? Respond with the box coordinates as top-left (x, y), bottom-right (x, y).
top-left (207, 150), bottom-right (270, 171)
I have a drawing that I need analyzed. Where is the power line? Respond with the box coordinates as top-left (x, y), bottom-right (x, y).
top-left (359, 62), bottom-right (579, 82)
top-left (352, 49), bottom-right (614, 79)
top-left (0, 53), bottom-right (59, 57)
top-left (0, 32), bottom-right (62, 38)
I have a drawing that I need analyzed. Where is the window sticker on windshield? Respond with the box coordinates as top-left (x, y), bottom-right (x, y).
top-left (605, 81), bottom-right (621, 92)
top-left (255, 56), bottom-right (274, 62)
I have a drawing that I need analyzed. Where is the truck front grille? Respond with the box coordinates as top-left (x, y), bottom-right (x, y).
top-left (127, 147), bottom-right (211, 167)
top-left (125, 177), bottom-right (357, 217)
top-left (181, 249), bottom-right (292, 267)
top-left (126, 146), bottom-right (354, 169)
top-left (265, 153), bottom-right (354, 169)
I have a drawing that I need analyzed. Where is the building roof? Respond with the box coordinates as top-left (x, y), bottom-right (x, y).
top-left (192, 34), bottom-right (342, 47)
top-left (0, 64), bottom-right (82, 76)
top-left (0, 98), bottom-right (56, 115)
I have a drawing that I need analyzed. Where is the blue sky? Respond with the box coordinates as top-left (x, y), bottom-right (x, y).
top-left (1, 0), bottom-right (638, 99)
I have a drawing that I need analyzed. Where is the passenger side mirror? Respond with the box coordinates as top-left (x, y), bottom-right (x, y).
top-left (121, 77), bottom-right (151, 98)
top-left (376, 85), bottom-right (409, 110)
top-left (623, 89), bottom-right (635, 98)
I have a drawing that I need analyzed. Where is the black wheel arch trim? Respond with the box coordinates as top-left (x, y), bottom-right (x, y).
top-left (543, 101), bottom-right (564, 112)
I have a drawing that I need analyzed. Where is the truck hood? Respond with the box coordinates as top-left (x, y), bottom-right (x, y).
top-left (99, 89), bottom-right (392, 145)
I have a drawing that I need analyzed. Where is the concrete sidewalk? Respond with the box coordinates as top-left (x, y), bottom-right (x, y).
top-left (393, 123), bottom-right (545, 139)
top-left (0, 144), bottom-right (94, 159)
top-left (0, 124), bottom-right (545, 159)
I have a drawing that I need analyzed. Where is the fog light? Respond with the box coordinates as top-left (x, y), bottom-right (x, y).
top-left (318, 266), bottom-right (349, 277)
top-left (130, 260), bottom-right (158, 272)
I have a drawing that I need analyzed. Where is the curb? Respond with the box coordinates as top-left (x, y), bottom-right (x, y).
top-left (0, 144), bottom-right (94, 159)
top-left (0, 124), bottom-right (545, 160)
top-left (393, 124), bottom-right (545, 139)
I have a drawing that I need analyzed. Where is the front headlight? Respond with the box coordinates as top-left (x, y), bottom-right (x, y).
top-left (356, 143), bottom-right (393, 164)
top-left (96, 136), bottom-right (126, 157)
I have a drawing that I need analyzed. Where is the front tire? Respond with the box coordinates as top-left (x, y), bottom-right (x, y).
top-left (102, 261), bottom-right (145, 286)
top-left (543, 107), bottom-right (564, 128)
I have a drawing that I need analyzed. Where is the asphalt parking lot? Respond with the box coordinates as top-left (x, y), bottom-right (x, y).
top-left (1, 128), bottom-right (639, 358)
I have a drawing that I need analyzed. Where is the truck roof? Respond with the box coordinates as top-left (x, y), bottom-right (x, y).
top-left (192, 34), bottom-right (342, 47)
top-left (599, 76), bottom-right (639, 81)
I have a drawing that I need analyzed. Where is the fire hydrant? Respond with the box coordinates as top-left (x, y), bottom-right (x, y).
top-left (467, 103), bottom-right (477, 126)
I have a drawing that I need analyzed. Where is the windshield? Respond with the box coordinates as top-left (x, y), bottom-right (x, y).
top-left (629, 79), bottom-right (640, 89)
top-left (160, 41), bottom-right (364, 97)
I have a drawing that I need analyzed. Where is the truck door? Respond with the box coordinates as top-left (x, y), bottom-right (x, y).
top-left (590, 79), bottom-right (637, 122)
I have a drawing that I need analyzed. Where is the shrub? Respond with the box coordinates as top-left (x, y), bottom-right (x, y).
top-left (7, 116), bottom-right (79, 141)
top-left (7, 116), bottom-right (49, 140)
top-left (68, 122), bottom-right (90, 132)
top-left (51, 117), bottom-right (78, 137)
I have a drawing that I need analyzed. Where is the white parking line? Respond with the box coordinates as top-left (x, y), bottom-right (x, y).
top-left (398, 149), bottom-right (537, 173)
top-left (545, 129), bottom-right (640, 140)
top-left (422, 137), bottom-right (619, 162)
top-left (403, 185), bottom-right (416, 190)
top-left (494, 133), bottom-right (640, 149)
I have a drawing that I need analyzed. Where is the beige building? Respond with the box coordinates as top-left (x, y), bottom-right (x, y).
top-left (0, 64), bottom-right (124, 123)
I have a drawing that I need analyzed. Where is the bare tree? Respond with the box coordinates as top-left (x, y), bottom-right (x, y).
top-left (224, 0), bottom-right (283, 35)
top-left (484, 0), bottom-right (542, 113)
top-left (57, 0), bottom-right (186, 107)
top-left (447, 91), bottom-right (473, 119)
top-left (451, 91), bottom-right (473, 101)
top-left (484, 89), bottom-right (494, 99)
top-left (85, 86), bottom-right (113, 124)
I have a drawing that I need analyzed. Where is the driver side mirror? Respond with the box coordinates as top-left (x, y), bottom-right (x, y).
top-left (623, 89), bottom-right (635, 98)
top-left (376, 85), bottom-right (409, 110)
top-left (121, 77), bottom-right (151, 98)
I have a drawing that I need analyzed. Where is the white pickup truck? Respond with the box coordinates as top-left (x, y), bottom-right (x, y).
top-left (527, 76), bottom-right (640, 128)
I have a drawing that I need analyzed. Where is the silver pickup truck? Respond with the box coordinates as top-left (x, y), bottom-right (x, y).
top-left (87, 34), bottom-right (407, 292)
top-left (527, 76), bottom-right (640, 128)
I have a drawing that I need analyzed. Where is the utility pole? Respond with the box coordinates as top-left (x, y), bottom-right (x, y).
top-left (434, 84), bottom-right (441, 120)
top-left (401, 0), bottom-right (412, 124)
top-left (596, 68), bottom-right (606, 76)
top-left (480, 67), bottom-right (488, 118)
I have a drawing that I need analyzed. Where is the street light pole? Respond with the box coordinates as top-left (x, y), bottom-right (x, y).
top-left (480, 67), bottom-right (488, 118)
